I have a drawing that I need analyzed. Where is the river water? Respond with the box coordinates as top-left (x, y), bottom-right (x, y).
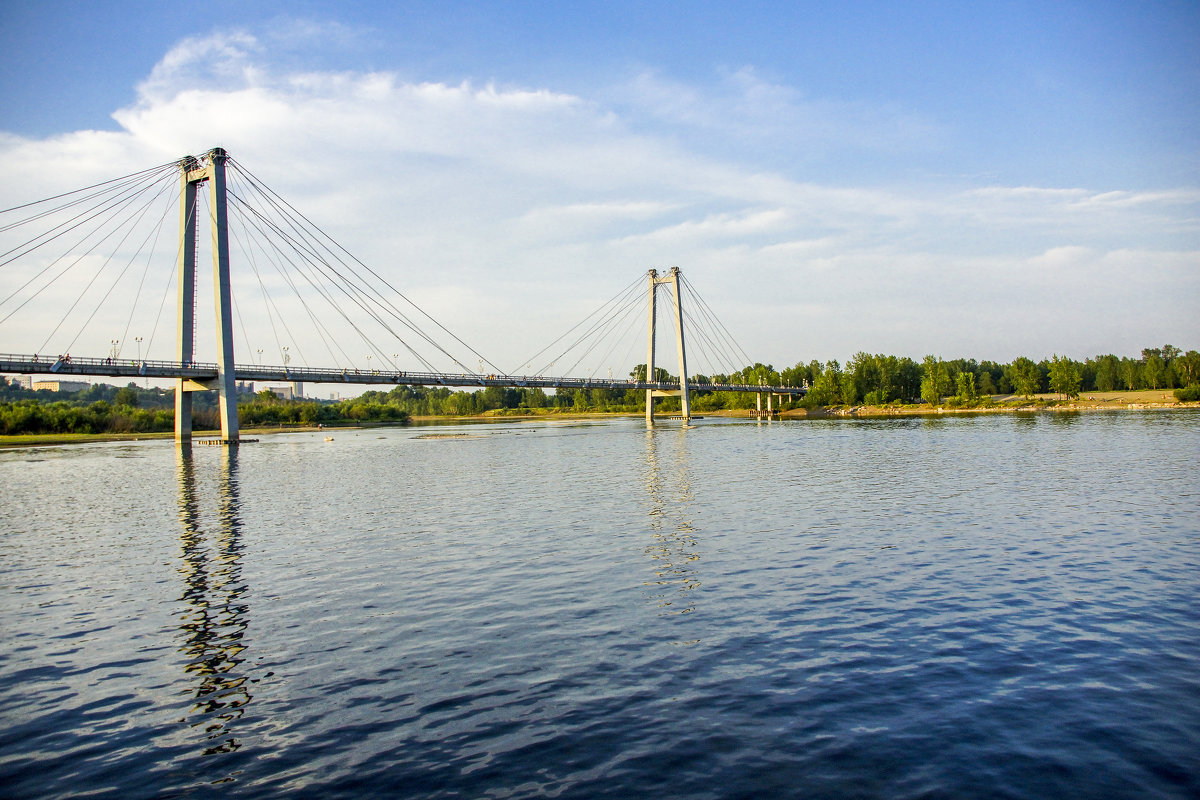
top-left (1, 412), bottom-right (1198, 799)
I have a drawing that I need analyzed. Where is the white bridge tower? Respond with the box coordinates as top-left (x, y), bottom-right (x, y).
top-left (175, 148), bottom-right (239, 443)
top-left (645, 267), bottom-right (691, 424)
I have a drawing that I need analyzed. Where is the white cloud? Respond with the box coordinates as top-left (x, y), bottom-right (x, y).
top-left (1, 31), bottom-right (1197, 374)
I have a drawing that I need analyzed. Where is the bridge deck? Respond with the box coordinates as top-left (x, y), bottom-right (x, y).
top-left (1, 354), bottom-right (807, 396)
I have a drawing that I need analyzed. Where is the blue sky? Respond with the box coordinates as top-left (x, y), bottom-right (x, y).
top-left (1, 1), bottom-right (1197, 370)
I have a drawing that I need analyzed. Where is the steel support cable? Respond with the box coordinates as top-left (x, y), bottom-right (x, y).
top-left (676, 281), bottom-right (734, 368)
top-left (226, 205), bottom-right (355, 371)
top-left (681, 303), bottom-right (740, 378)
top-left (117, 185), bottom-right (176, 358)
top-left (226, 187), bottom-right (350, 369)
top-left (228, 191), bottom-right (443, 372)
top-left (615, 325), bottom-right (644, 381)
top-left (0, 172), bottom-right (175, 316)
top-left (225, 178), bottom-right (345, 368)
top-left (677, 309), bottom-right (720, 378)
top-left (685, 292), bottom-right (746, 371)
top-left (578, 287), bottom-right (647, 376)
top-left (0, 166), bottom-right (176, 268)
top-left (227, 170), bottom-right (343, 366)
top-left (556, 285), bottom-right (646, 377)
top-left (226, 183), bottom-right (429, 357)
top-left (515, 275), bottom-right (643, 375)
top-left (228, 179), bottom-right (460, 371)
top-left (230, 183), bottom-right (440, 374)
top-left (527, 275), bottom-right (643, 371)
top-left (4, 175), bottom-right (173, 333)
top-left (207, 190), bottom-right (311, 368)
top-left (231, 286), bottom-right (255, 369)
top-left (0, 161), bottom-right (176, 216)
top-left (680, 275), bottom-right (753, 367)
top-left (531, 280), bottom-right (643, 376)
top-left (582, 296), bottom-right (646, 378)
top-left (143, 198), bottom-right (189, 358)
top-left (0, 167), bottom-right (175, 240)
top-left (62, 180), bottom-right (178, 356)
top-left (225, 211), bottom-right (295, 366)
top-left (223, 179), bottom-right (255, 361)
top-left (228, 191), bottom-right (437, 372)
top-left (678, 280), bottom-right (741, 370)
top-left (38, 177), bottom-right (178, 353)
top-left (677, 290), bottom-right (744, 379)
top-left (229, 159), bottom-right (487, 372)
top-left (230, 158), bottom-right (502, 374)
top-left (234, 221), bottom-right (287, 366)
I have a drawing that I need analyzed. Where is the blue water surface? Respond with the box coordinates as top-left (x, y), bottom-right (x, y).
top-left (1, 411), bottom-right (1198, 799)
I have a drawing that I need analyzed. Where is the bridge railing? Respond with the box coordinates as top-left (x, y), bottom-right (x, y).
top-left (0, 353), bottom-right (219, 375)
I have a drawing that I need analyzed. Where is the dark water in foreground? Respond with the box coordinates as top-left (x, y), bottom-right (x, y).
top-left (1, 412), bottom-right (1198, 799)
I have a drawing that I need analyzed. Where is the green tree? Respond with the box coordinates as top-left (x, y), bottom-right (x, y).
top-left (1119, 357), bottom-right (1142, 390)
top-left (806, 360), bottom-right (842, 406)
top-left (1175, 351), bottom-right (1200, 386)
top-left (921, 356), bottom-right (952, 406)
top-left (1143, 354), bottom-right (1166, 389)
top-left (1047, 354), bottom-right (1082, 399)
top-left (114, 386), bottom-right (139, 407)
top-left (1093, 355), bottom-right (1120, 391)
top-left (1007, 357), bottom-right (1040, 398)
top-left (955, 371), bottom-right (978, 404)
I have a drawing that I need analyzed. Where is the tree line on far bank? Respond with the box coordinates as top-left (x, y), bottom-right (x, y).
top-left (2, 344), bottom-right (1197, 434)
top-left (785, 346), bottom-right (1200, 409)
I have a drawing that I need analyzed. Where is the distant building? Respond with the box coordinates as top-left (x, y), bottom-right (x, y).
top-left (236, 381), bottom-right (255, 395)
top-left (265, 385), bottom-right (295, 400)
top-left (8, 375), bottom-right (32, 389)
top-left (32, 380), bottom-right (89, 393)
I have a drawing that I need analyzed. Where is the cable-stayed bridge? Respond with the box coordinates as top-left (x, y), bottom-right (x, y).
top-left (1, 148), bottom-right (804, 442)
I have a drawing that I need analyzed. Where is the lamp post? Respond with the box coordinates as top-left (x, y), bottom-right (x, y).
top-left (135, 336), bottom-right (144, 386)
top-left (256, 348), bottom-right (263, 365)
top-left (110, 339), bottom-right (119, 359)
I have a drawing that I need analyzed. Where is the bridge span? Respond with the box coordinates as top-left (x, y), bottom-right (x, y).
top-left (0, 353), bottom-right (806, 397)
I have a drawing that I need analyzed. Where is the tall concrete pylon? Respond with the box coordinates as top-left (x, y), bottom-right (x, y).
top-left (175, 148), bottom-right (239, 443)
top-left (644, 267), bottom-right (691, 424)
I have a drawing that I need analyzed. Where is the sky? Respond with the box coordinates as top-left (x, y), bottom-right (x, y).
top-left (1, 0), bottom-right (1198, 373)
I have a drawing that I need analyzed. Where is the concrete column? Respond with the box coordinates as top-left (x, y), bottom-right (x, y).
top-left (645, 269), bottom-right (657, 425)
top-left (175, 159), bottom-right (198, 442)
top-left (207, 149), bottom-right (239, 443)
top-left (667, 267), bottom-right (690, 421)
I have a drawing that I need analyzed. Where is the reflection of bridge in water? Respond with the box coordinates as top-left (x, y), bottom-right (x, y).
top-left (1, 148), bottom-right (804, 444)
top-left (175, 445), bottom-right (252, 756)
top-left (642, 428), bottom-right (701, 616)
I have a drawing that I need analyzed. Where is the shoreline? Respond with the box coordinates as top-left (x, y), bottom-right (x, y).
top-left (3, 394), bottom-right (1196, 448)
